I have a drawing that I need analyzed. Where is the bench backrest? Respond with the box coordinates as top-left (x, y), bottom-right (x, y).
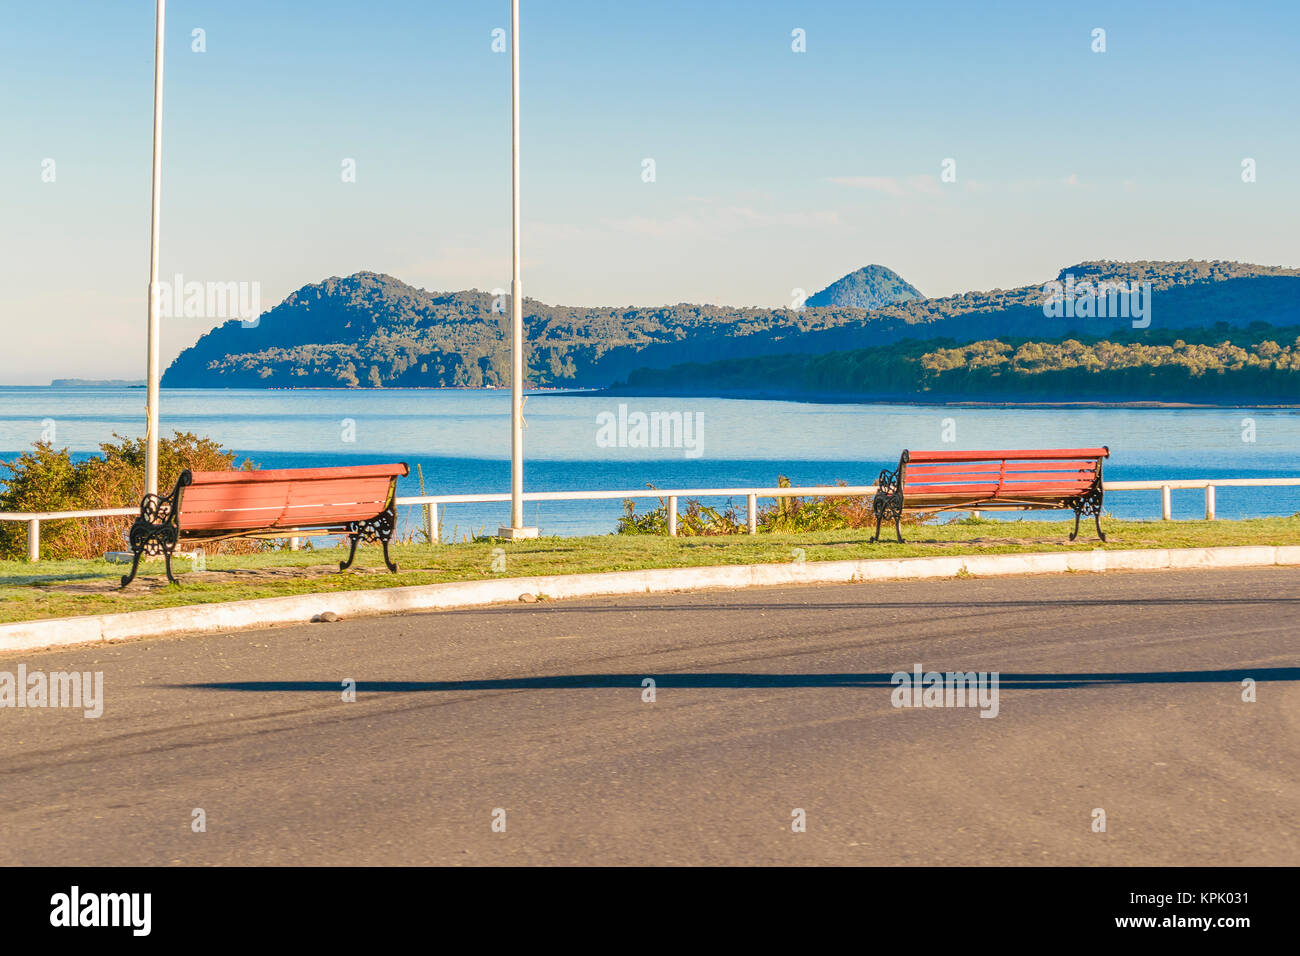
top-left (175, 463), bottom-right (409, 532)
top-left (900, 448), bottom-right (1107, 501)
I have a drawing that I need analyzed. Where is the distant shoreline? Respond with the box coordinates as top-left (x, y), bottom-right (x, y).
top-left (12, 381), bottom-right (1297, 409)
top-left (593, 386), bottom-right (1300, 409)
top-left (48, 379), bottom-right (146, 388)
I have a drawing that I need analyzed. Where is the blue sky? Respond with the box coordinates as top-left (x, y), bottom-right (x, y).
top-left (1, 0), bottom-right (1297, 383)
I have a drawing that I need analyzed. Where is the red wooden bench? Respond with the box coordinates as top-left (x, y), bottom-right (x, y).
top-left (120, 463), bottom-right (409, 587)
top-left (869, 447), bottom-right (1109, 544)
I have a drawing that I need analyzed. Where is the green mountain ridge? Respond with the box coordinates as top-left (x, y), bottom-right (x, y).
top-left (160, 260), bottom-right (1300, 390)
top-left (611, 325), bottom-right (1300, 404)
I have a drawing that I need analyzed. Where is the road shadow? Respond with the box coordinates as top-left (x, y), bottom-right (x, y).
top-left (177, 666), bottom-right (1300, 694)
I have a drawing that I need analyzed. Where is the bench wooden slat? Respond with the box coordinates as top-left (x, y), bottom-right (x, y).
top-left (179, 486), bottom-right (388, 508)
top-left (906, 468), bottom-right (1096, 484)
top-left (180, 504), bottom-right (392, 532)
top-left (178, 487), bottom-right (393, 512)
top-left (905, 497), bottom-right (1080, 508)
top-left (907, 472), bottom-right (1097, 487)
top-left (275, 503), bottom-right (392, 523)
top-left (905, 461), bottom-right (1097, 477)
top-left (186, 464), bottom-right (409, 485)
top-left (185, 476), bottom-right (399, 498)
top-left (904, 484), bottom-right (1094, 499)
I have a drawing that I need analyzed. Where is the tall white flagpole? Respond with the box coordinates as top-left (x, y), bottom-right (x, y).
top-left (144, 0), bottom-right (166, 496)
top-left (501, 0), bottom-right (536, 539)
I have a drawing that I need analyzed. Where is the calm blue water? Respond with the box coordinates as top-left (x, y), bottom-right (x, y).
top-left (2, 387), bottom-right (1298, 537)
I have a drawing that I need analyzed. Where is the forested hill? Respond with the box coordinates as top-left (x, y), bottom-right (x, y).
top-left (804, 264), bottom-right (922, 308)
top-left (161, 261), bottom-right (1300, 389)
top-left (610, 326), bottom-right (1300, 404)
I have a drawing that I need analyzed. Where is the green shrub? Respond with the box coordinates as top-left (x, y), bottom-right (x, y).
top-left (616, 477), bottom-right (934, 536)
top-left (0, 432), bottom-right (257, 560)
top-left (618, 492), bottom-right (745, 536)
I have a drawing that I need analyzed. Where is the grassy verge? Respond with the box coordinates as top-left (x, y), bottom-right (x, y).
top-left (2, 515), bottom-right (1298, 625)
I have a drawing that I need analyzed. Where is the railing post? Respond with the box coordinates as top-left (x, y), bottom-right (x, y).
top-left (1161, 485), bottom-right (1172, 521)
top-left (667, 496), bottom-right (677, 537)
top-left (289, 536), bottom-right (300, 551)
top-left (27, 519), bottom-right (39, 562)
top-left (747, 494), bottom-right (758, 534)
top-left (1205, 485), bottom-right (1216, 521)
top-left (428, 502), bottom-right (439, 543)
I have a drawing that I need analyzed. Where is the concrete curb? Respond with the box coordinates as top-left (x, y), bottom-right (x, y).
top-left (3, 545), bottom-right (1299, 654)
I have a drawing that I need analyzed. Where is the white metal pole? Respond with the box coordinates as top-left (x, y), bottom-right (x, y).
top-left (508, 0), bottom-right (524, 530)
top-left (145, 0), bottom-right (166, 497)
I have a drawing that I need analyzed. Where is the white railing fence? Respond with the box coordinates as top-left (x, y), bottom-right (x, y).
top-left (3, 477), bottom-right (1299, 561)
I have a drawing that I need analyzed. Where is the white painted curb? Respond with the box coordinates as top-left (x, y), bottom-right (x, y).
top-left (2, 545), bottom-right (1298, 654)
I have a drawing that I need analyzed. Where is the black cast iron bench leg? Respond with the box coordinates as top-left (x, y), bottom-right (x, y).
top-left (339, 512), bottom-right (400, 573)
top-left (869, 506), bottom-right (904, 543)
top-left (119, 544), bottom-right (179, 587)
top-left (120, 549), bottom-right (143, 589)
top-left (1069, 505), bottom-right (1107, 542)
top-left (340, 531), bottom-right (361, 572)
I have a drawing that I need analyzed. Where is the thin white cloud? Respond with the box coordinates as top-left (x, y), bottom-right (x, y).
top-left (600, 204), bottom-right (841, 239)
top-left (908, 174), bottom-right (942, 196)
top-left (828, 174), bottom-right (945, 196)
top-left (406, 243), bottom-right (511, 289)
top-left (827, 175), bottom-right (905, 196)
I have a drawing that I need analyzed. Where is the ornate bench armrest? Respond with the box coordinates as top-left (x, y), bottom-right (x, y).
top-left (870, 466), bottom-right (906, 543)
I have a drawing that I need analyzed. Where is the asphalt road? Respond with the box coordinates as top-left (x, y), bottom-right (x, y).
top-left (2, 567), bottom-right (1297, 866)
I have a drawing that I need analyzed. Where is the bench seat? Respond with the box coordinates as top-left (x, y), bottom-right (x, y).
top-left (869, 447), bottom-right (1109, 543)
top-left (121, 463), bottom-right (409, 587)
